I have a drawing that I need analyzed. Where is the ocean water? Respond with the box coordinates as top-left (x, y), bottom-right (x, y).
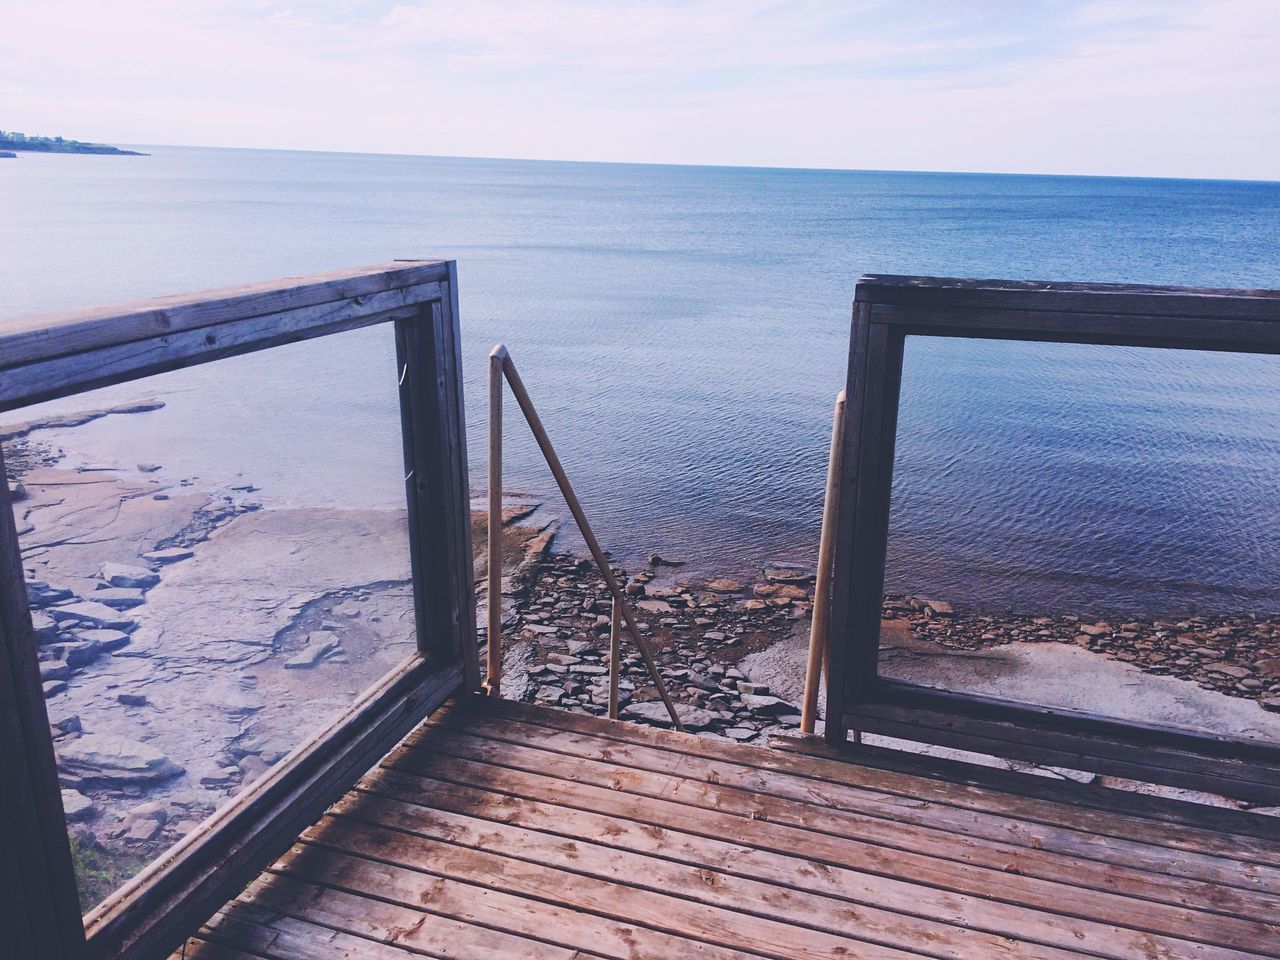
top-left (3, 147), bottom-right (1279, 615)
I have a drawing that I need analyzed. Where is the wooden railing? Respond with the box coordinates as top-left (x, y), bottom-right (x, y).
top-left (0, 262), bottom-right (479, 960)
top-left (824, 275), bottom-right (1280, 804)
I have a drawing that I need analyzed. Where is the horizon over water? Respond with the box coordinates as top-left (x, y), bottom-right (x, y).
top-left (3, 145), bottom-right (1280, 616)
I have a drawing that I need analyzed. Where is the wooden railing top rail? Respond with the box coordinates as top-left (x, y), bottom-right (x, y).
top-left (0, 260), bottom-right (449, 412)
top-left (855, 274), bottom-right (1280, 318)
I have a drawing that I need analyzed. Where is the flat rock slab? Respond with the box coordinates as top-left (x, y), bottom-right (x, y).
top-left (58, 733), bottom-right (183, 784)
top-left (762, 565), bottom-right (813, 584)
top-left (49, 600), bottom-right (135, 630)
top-left (61, 788), bottom-right (95, 822)
top-left (99, 562), bottom-right (159, 589)
top-left (624, 700), bottom-right (721, 730)
top-left (143, 547), bottom-right (194, 564)
top-left (92, 587), bottom-right (146, 609)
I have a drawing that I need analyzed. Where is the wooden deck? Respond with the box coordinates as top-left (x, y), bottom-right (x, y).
top-left (178, 697), bottom-right (1280, 960)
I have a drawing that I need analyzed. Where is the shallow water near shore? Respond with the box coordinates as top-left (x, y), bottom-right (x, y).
top-left (4, 148), bottom-right (1280, 614)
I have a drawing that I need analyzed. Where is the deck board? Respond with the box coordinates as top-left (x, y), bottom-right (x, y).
top-left (180, 697), bottom-right (1280, 959)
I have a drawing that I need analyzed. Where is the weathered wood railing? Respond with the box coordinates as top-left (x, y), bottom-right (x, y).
top-left (824, 275), bottom-right (1280, 804)
top-left (0, 262), bottom-right (479, 960)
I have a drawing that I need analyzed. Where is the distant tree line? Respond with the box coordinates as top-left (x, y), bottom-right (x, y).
top-left (0, 129), bottom-right (145, 155)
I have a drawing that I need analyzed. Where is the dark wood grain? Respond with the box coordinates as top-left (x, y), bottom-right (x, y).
top-left (0, 445), bottom-right (86, 960)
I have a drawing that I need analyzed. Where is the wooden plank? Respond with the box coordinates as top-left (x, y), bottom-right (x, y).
top-left (199, 907), bottom-right (426, 960)
top-left (83, 655), bottom-right (463, 960)
top-left (273, 843), bottom-right (767, 960)
top-left (476, 697), bottom-right (1280, 862)
top-left (331, 791), bottom-right (1120, 960)
top-left (399, 723), bottom-right (1280, 919)
top-left (173, 937), bottom-right (266, 960)
top-left (856, 274), bottom-right (1280, 320)
top-left (767, 731), bottom-right (1280, 847)
top-left (844, 697), bottom-right (1280, 805)
top-left (0, 282), bottom-right (441, 413)
top-left (299, 818), bottom-right (942, 960)
top-left (395, 284), bottom-right (479, 688)
top-left (0, 261), bottom-right (448, 368)
top-left (231, 873), bottom-right (598, 960)
top-left (426, 709), bottom-right (1280, 895)
top-left (0, 445), bottom-right (86, 960)
top-left (351, 770), bottom-right (1280, 958)
top-left (375, 751), bottom-right (1280, 952)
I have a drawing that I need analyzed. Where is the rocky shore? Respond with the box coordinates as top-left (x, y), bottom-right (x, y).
top-left (489, 552), bottom-right (818, 741)
top-left (884, 595), bottom-right (1280, 712)
top-left (9, 399), bottom-right (1280, 904)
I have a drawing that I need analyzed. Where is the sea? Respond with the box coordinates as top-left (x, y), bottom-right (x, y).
top-left (3, 146), bottom-right (1279, 616)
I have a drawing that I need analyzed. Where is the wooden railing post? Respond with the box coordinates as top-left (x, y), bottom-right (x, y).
top-left (394, 264), bottom-right (480, 692)
top-left (0, 445), bottom-right (86, 960)
top-left (802, 390), bottom-right (846, 736)
top-left (608, 597), bottom-right (622, 720)
top-left (486, 345), bottom-right (506, 695)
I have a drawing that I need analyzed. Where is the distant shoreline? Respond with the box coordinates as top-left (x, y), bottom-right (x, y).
top-left (0, 132), bottom-right (146, 156)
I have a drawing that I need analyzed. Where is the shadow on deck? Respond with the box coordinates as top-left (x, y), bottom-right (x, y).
top-left (179, 697), bottom-right (1280, 960)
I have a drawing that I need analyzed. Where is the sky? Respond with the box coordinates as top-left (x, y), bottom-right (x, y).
top-left (1, 0), bottom-right (1277, 179)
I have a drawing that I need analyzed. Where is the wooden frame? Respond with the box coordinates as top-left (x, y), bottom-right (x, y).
top-left (0, 262), bottom-right (479, 959)
top-left (826, 275), bottom-right (1280, 803)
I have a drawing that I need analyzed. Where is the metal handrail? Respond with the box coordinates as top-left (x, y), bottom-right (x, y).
top-left (486, 344), bottom-right (686, 731)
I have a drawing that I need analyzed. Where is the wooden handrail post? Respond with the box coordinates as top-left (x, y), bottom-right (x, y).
top-left (802, 389), bottom-right (846, 735)
top-left (608, 596), bottom-right (622, 720)
top-left (486, 344), bottom-right (507, 696)
top-left (499, 352), bottom-right (686, 731)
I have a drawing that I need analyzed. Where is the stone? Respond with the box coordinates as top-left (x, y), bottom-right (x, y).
top-left (1205, 662), bottom-right (1250, 679)
top-left (40, 659), bottom-right (70, 682)
top-left (1261, 695), bottom-right (1280, 713)
top-left (741, 693), bottom-right (797, 715)
top-left (31, 610), bottom-right (59, 644)
top-left (922, 599), bottom-right (954, 616)
top-left (1079, 623), bottom-right (1112, 637)
top-left (209, 684), bottom-right (264, 715)
top-left (704, 579), bottom-right (743, 594)
top-left (50, 712), bottom-right (81, 734)
top-left (59, 734), bottom-right (183, 784)
top-left (43, 680), bottom-right (67, 698)
top-left (98, 561), bottom-right (160, 589)
top-left (26, 580), bottom-right (74, 608)
top-left (723, 727), bottom-right (757, 741)
top-left (762, 565), bottom-right (812, 584)
top-left (623, 701), bottom-right (720, 730)
top-left (647, 554), bottom-right (686, 567)
top-left (118, 693), bottom-right (148, 706)
top-left (1255, 658), bottom-right (1280, 678)
top-left (61, 789), bottom-right (95, 822)
top-left (284, 636), bottom-right (339, 669)
top-left (61, 640), bottom-right (101, 668)
top-left (143, 547), bottom-right (194, 564)
top-left (73, 628), bottom-right (131, 652)
top-left (137, 462), bottom-right (163, 473)
top-left (49, 600), bottom-right (135, 630)
top-left (636, 599), bottom-right (673, 614)
top-left (624, 581), bottom-right (646, 597)
top-left (91, 587), bottom-right (146, 609)
top-left (703, 631), bottom-right (727, 642)
top-left (737, 681), bottom-right (770, 696)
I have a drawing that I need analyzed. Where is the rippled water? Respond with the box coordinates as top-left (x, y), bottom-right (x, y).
top-left (2, 148), bottom-right (1279, 614)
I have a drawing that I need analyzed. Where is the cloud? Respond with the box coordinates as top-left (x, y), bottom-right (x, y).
top-left (0, 0), bottom-right (1275, 177)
